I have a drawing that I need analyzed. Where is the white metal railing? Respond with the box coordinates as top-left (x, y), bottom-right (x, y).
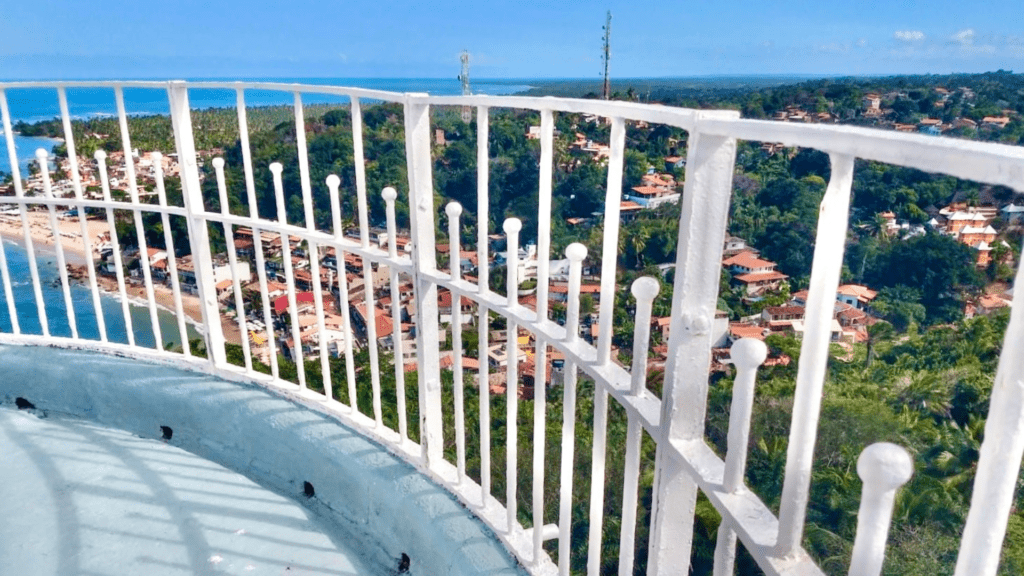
top-left (0, 80), bottom-right (1023, 576)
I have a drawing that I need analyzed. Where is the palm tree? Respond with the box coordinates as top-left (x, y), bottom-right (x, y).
top-left (865, 320), bottom-right (894, 368)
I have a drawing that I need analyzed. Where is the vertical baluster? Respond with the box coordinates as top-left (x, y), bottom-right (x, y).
top-left (476, 104), bottom-right (492, 504)
top-left (0, 206), bottom-right (16, 332)
top-left (384, 187), bottom-right (408, 438)
top-left (446, 201), bottom-right (466, 479)
top-left (955, 237), bottom-right (1024, 576)
top-left (292, 92), bottom-right (315, 229)
top-left (58, 87), bottom-right (105, 341)
top-left (0, 90), bottom-right (22, 333)
top-left (351, 98), bottom-right (383, 424)
top-left (587, 385), bottom-right (610, 576)
top-left (355, 168), bottom-right (382, 425)
top-left (558, 242), bottom-right (587, 576)
top-left (270, 162), bottom-right (306, 387)
top-left (618, 276), bottom-right (660, 576)
top-left (292, 92), bottom-right (331, 390)
top-left (648, 113), bottom-right (739, 574)
top-left (236, 87), bottom-right (279, 376)
top-left (290, 94), bottom-right (332, 394)
top-left (95, 151), bottom-right (134, 344)
top-left (776, 154), bottom-right (855, 556)
top-left (1, 89), bottom-right (47, 334)
top-left (152, 153), bottom-right (190, 355)
top-left (116, 86), bottom-right (162, 350)
top-left (212, 158), bottom-right (252, 371)
top-left (168, 81), bottom-right (226, 366)
top-left (848, 443), bottom-right (913, 576)
top-left (404, 95), bottom-right (443, 467)
top-left (326, 175), bottom-right (358, 408)
top-left (596, 117), bottom-right (626, 365)
top-left (36, 149), bottom-right (78, 338)
top-left (308, 238), bottom-right (332, 397)
top-left (712, 338), bottom-right (768, 576)
top-left (504, 217), bottom-right (522, 533)
top-left (532, 107), bottom-right (555, 564)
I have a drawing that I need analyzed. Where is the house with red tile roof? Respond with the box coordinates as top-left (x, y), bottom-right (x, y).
top-left (728, 322), bottom-right (768, 343)
top-left (836, 284), bottom-right (878, 310)
top-left (723, 251), bottom-right (789, 296)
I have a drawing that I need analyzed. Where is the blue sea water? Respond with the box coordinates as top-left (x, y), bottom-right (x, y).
top-left (0, 134), bottom-right (62, 179)
top-left (0, 240), bottom-right (201, 349)
top-left (0, 77), bottom-right (532, 179)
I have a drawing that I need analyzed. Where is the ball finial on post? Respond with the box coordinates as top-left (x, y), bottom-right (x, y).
top-left (565, 242), bottom-right (588, 262)
top-left (730, 338), bottom-right (769, 372)
top-left (630, 276), bottom-right (660, 302)
top-left (848, 442), bottom-right (914, 576)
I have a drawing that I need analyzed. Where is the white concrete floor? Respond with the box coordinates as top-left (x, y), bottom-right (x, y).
top-left (0, 407), bottom-right (378, 576)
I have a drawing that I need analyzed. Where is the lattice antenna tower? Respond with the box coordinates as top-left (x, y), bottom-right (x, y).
top-left (459, 50), bottom-right (471, 123)
top-left (601, 11), bottom-right (612, 100)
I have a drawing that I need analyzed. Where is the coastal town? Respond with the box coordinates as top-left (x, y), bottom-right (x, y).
top-left (1, 112), bottom-right (1018, 399)
top-left (0, 67), bottom-right (1023, 576)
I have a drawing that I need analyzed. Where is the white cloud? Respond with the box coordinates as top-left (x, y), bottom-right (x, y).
top-left (953, 28), bottom-right (975, 45)
top-left (894, 30), bottom-right (925, 41)
top-left (817, 42), bottom-right (851, 54)
top-left (856, 38), bottom-right (867, 47)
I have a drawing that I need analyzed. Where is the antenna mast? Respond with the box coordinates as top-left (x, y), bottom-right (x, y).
top-left (459, 50), bottom-right (471, 123)
top-left (601, 11), bottom-right (611, 100)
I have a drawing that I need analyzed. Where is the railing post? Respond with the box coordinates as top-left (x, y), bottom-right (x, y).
top-left (848, 443), bottom-right (913, 576)
top-left (955, 239), bottom-right (1024, 576)
top-left (167, 81), bottom-right (226, 366)
top-left (713, 337), bottom-right (768, 576)
top-left (776, 153), bottom-right (855, 556)
top-left (648, 110), bottom-right (739, 576)
top-left (404, 93), bottom-right (444, 468)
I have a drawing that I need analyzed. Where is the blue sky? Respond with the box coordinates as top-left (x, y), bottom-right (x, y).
top-left (2, 0), bottom-right (1022, 79)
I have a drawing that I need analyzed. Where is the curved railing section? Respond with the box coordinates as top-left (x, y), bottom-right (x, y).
top-left (0, 80), bottom-right (1023, 576)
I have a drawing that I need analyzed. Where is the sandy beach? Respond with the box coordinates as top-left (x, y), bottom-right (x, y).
top-left (0, 209), bottom-right (242, 346)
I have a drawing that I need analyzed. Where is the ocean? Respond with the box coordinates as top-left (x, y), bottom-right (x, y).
top-left (0, 77), bottom-right (532, 178)
top-left (0, 240), bottom-right (202, 349)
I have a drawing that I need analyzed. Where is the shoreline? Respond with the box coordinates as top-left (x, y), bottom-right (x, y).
top-left (0, 211), bottom-right (243, 346)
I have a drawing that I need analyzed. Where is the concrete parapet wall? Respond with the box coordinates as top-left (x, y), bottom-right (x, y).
top-left (0, 344), bottom-right (525, 576)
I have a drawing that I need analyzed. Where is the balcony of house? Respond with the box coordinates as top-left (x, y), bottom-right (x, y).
top-left (0, 80), bottom-right (1023, 576)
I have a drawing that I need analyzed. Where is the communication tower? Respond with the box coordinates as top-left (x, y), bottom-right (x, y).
top-left (459, 50), bottom-right (471, 123)
top-left (602, 11), bottom-right (612, 100)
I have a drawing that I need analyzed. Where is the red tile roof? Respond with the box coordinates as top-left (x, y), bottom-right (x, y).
top-left (273, 292), bottom-right (316, 314)
top-left (729, 322), bottom-right (766, 340)
top-left (837, 284), bottom-right (878, 302)
top-left (735, 271), bottom-right (788, 283)
top-left (723, 251), bottom-right (777, 270)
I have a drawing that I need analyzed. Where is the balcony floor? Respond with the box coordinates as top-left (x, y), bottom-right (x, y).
top-left (0, 406), bottom-right (375, 576)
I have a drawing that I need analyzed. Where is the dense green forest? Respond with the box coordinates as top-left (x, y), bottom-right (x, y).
top-left (186, 300), bottom-right (1019, 576)
top-left (525, 70), bottom-right (1024, 144)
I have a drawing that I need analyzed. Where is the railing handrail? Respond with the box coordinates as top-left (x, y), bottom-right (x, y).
top-left (1, 79), bottom-right (1022, 576)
